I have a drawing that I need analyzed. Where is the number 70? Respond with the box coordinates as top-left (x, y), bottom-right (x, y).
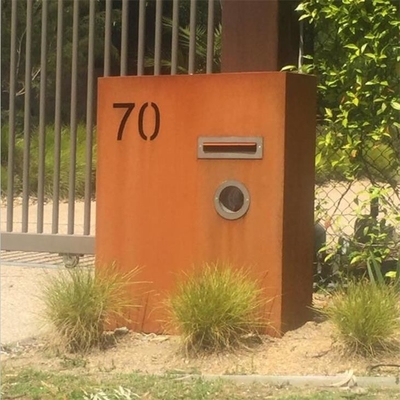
top-left (113, 102), bottom-right (160, 141)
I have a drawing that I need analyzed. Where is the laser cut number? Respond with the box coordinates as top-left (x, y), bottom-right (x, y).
top-left (114, 102), bottom-right (161, 141)
top-left (113, 103), bottom-right (135, 141)
top-left (138, 102), bottom-right (161, 141)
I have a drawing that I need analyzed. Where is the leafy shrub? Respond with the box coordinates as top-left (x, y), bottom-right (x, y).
top-left (297, 0), bottom-right (400, 185)
top-left (168, 262), bottom-right (266, 354)
top-left (41, 265), bottom-right (140, 353)
top-left (315, 132), bottom-right (400, 185)
top-left (321, 280), bottom-right (400, 356)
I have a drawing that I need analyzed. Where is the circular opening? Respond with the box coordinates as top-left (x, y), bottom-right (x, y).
top-left (214, 180), bottom-right (250, 220)
top-left (219, 186), bottom-right (245, 213)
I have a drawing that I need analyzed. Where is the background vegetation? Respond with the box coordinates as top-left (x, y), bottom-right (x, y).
top-left (292, 0), bottom-right (400, 280)
top-left (1, 123), bottom-right (95, 199)
top-left (298, 0), bottom-right (400, 187)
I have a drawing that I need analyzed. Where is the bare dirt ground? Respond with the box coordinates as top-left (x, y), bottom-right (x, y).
top-left (2, 316), bottom-right (400, 379)
top-left (1, 264), bottom-right (399, 379)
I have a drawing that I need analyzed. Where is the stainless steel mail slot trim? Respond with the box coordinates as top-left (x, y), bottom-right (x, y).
top-left (197, 136), bottom-right (263, 159)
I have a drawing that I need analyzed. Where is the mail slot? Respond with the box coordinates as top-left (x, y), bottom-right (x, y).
top-left (96, 72), bottom-right (317, 335)
top-left (198, 136), bottom-right (263, 159)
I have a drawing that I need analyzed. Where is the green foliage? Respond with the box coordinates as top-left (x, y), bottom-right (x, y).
top-left (315, 132), bottom-right (400, 184)
top-left (1, 123), bottom-right (96, 199)
top-left (366, 251), bottom-right (400, 288)
top-left (41, 265), bottom-right (140, 353)
top-left (331, 187), bottom-right (400, 282)
top-left (292, 0), bottom-right (400, 275)
top-left (385, 260), bottom-right (400, 285)
top-left (168, 262), bottom-right (266, 354)
top-left (297, 0), bottom-right (400, 184)
top-left (321, 280), bottom-right (400, 356)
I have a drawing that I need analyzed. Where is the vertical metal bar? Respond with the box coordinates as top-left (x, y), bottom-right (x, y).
top-left (298, 20), bottom-right (304, 71)
top-left (22, 0), bottom-right (33, 233)
top-left (6, 0), bottom-right (17, 232)
top-left (84, 0), bottom-right (95, 236)
top-left (120, 0), bottom-right (128, 76)
top-left (68, 0), bottom-right (79, 235)
top-left (52, 0), bottom-right (63, 234)
top-left (37, 0), bottom-right (48, 233)
top-left (104, 0), bottom-right (112, 76)
top-left (154, 0), bottom-right (163, 75)
top-left (188, 0), bottom-right (197, 74)
top-left (171, 0), bottom-right (179, 75)
top-left (206, 0), bottom-right (214, 74)
top-left (137, 0), bottom-right (146, 76)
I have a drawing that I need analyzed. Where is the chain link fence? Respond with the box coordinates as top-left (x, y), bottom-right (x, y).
top-left (303, 0), bottom-right (400, 280)
top-left (313, 107), bottom-right (400, 280)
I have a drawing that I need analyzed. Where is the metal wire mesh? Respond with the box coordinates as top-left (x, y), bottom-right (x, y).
top-left (314, 126), bottom-right (400, 274)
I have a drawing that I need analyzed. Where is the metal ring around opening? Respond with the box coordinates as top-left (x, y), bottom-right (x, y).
top-left (214, 180), bottom-right (250, 220)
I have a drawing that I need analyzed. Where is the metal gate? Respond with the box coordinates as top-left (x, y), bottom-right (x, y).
top-left (1, 0), bottom-right (221, 257)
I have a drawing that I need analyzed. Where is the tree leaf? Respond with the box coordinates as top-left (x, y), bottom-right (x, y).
top-left (390, 101), bottom-right (400, 110)
top-left (344, 44), bottom-right (359, 50)
top-left (325, 108), bottom-right (333, 118)
top-left (361, 43), bottom-right (367, 53)
top-left (315, 152), bottom-right (322, 166)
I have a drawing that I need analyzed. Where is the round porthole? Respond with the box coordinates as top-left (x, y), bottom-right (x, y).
top-left (214, 180), bottom-right (250, 220)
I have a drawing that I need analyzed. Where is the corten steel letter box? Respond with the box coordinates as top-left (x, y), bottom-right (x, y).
top-left (96, 72), bottom-right (316, 335)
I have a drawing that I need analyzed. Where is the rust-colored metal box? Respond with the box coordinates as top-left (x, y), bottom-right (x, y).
top-left (96, 72), bottom-right (316, 335)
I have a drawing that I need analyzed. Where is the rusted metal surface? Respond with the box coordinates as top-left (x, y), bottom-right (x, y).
top-left (96, 72), bottom-right (316, 335)
top-left (221, 0), bottom-right (300, 72)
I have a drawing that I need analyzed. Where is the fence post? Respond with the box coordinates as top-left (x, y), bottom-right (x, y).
top-left (221, 0), bottom-right (300, 72)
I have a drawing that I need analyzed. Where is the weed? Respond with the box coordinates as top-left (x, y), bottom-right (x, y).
top-left (97, 359), bottom-right (117, 373)
top-left (321, 280), bottom-right (400, 356)
top-left (168, 262), bottom-right (267, 354)
top-left (41, 264), bottom-right (140, 353)
top-left (59, 355), bottom-right (88, 369)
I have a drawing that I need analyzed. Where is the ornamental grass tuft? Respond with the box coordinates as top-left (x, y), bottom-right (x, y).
top-left (321, 280), bottom-right (400, 356)
top-left (168, 262), bottom-right (267, 354)
top-left (41, 264), bottom-right (140, 353)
